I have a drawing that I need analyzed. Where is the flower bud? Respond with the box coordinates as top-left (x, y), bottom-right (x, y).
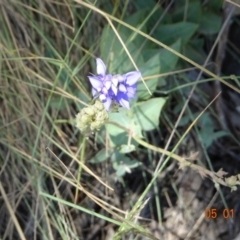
top-left (76, 101), bottom-right (108, 133)
top-left (97, 111), bottom-right (108, 122)
top-left (94, 100), bottom-right (104, 111)
top-left (81, 114), bottom-right (91, 123)
top-left (90, 121), bottom-right (101, 131)
top-left (84, 107), bottom-right (95, 116)
top-left (76, 112), bottom-right (88, 132)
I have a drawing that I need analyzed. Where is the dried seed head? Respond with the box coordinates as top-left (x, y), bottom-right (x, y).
top-left (76, 101), bottom-right (108, 133)
top-left (84, 107), bottom-right (95, 116)
top-left (94, 100), bottom-right (104, 111)
top-left (225, 175), bottom-right (238, 186)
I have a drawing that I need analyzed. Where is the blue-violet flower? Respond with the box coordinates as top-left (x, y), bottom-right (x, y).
top-left (112, 72), bottom-right (141, 109)
top-left (88, 58), bottom-right (141, 111)
top-left (88, 58), bottom-right (113, 111)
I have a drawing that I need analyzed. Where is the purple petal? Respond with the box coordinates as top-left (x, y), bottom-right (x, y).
top-left (112, 76), bottom-right (119, 87)
top-left (111, 84), bottom-right (118, 95)
top-left (105, 74), bottom-right (112, 81)
top-left (102, 97), bottom-right (112, 111)
top-left (105, 80), bottom-right (111, 90)
top-left (119, 98), bottom-right (130, 109)
top-left (125, 71), bottom-right (141, 86)
top-left (102, 87), bottom-right (108, 95)
top-left (119, 84), bottom-right (127, 93)
top-left (115, 92), bottom-right (130, 109)
top-left (92, 88), bottom-right (98, 98)
top-left (96, 58), bottom-right (106, 76)
top-left (99, 93), bottom-right (107, 102)
top-left (126, 85), bottom-right (136, 98)
top-left (88, 76), bottom-right (103, 90)
top-left (116, 74), bottom-right (125, 82)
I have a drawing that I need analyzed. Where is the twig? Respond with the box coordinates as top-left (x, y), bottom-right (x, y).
top-left (132, 135), bottom-right (228, 188)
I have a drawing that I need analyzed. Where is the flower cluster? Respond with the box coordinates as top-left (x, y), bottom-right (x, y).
top-left (88, 58), bottom-right (141, 111)
top-left (76, 100), bottom-right (108, 133)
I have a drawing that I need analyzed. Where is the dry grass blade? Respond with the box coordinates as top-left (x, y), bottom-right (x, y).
top-left (0, 183), bottom-right (27, 240)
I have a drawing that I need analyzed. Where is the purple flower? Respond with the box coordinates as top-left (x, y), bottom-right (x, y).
top-left (88, 58), bottom-right (113, 111)
top-left (113, 71), bottom-right (141, 109)
top-left (88, 58), bottom-right (141, 111)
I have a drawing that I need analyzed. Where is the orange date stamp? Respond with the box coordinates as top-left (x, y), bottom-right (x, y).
top-left (204, 208), bottom-right (234, 219)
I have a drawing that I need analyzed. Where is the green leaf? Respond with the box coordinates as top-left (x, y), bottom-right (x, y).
top-left (140, 39), bottom-right (181, 92)
top-left (199, 112), bottom-right (213, 127)
top-left (159, 39), bottom-right (181, 74)
top-left (183, 39), bottom-right (206, 64)
top-left (198, 11), bottom-right (221, 35)
top-left (112, 152), bottom-right (141, 178)
top-left (106, 108), bottom-right (143, 147)
top-left (119, 144), bottom-right (136, 153)
top-left (172, 1), bottom-right (202, 23)
top-left (153, 22), bottom-right (198, 45)
top-left (198, 112), bottom-right (228, 148)
top-left (100, 26), bottom-right (144, 74)
top-left (133, 97), bottom-right (167, 131)
top-left (133, 0), bottom-right (171, 28)
top-left (114, 165), bottom-right (127, 178)
top-left (212, 131), bottom-right (228, 140)
top-left (89, 148), bottom-right (113, 163)
top-left (137, 53), bottom-right (161, 100)
top-left (121, 157), bottom-right (141, 168)
top-left (133, 0), bottom-right (156, 10)
top-left (206, 0), bottom-right (223, 11)
top-left (178, 112), bottom-right (199, 127)
top-left (199, 130), bottom-right (212, 148)
top-left (119, 10), bottom-right (147, 47)
top-left (174, 0), bottom-right (189, 7)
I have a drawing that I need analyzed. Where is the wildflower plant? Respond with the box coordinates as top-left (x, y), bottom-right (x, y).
top-left (76, 58), bottom-right (142, 135)
top-left (74, 52), bottom-right (168, 178)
